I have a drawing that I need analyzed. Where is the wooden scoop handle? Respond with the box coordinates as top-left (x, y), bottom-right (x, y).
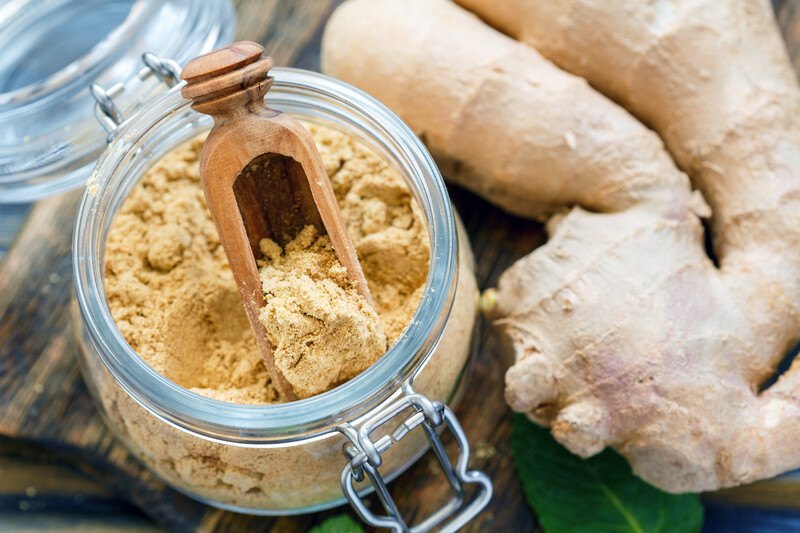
top-left (182, 41), bottom-right (274, 118)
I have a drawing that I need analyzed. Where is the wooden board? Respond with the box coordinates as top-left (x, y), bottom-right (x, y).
top-left (2, 1), bottom-right (800, 531)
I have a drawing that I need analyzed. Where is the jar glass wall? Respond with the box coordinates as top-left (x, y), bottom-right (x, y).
top-left (71, 69), bottom-right (479, 513)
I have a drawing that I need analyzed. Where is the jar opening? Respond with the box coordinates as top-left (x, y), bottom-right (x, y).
top-left (74, 70), bottom-right (458, 443)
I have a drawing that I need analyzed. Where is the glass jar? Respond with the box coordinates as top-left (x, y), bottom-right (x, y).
top-left (0, 0), bottom-right (234, 202)
top-left (71, 67), bottom-right (491, 528)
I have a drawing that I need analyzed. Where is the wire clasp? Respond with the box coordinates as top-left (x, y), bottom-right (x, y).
top-left (338, 386), bottom-right (492, 532)
top-left (90, 53), bottom-right (181, 140)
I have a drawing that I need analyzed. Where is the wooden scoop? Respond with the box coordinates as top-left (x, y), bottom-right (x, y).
top-left (180, 41), bottom-right (372, 400)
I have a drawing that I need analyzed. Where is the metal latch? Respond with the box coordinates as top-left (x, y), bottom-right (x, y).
top-left (90, 53), bottom-right (182, 140)
top-left (338, 387), bottom-right (492, 532)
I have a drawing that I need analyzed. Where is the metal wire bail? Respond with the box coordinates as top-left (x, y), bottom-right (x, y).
top-left (90, 83), bottom-right (124, 135)
top-left (338, 386), bottom-right (492, 532)
top-left (91, 53), bottom-right (183, 139)
top-left (142, 53), bottom-right (182, 85)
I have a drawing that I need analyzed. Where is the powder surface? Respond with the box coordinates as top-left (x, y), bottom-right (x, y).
top-left (257, 225), bottom-right (386, 399)
top-left (104, 123), bottom-right (429, 404)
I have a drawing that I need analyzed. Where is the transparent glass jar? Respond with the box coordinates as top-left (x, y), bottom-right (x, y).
top-left (0, 0), bottom-right (234, 202)
top-left (71, 68), bottom-right (490, 527)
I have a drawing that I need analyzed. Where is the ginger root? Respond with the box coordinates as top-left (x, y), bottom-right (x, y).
top-left (323, 0), bottom-right (800, 493)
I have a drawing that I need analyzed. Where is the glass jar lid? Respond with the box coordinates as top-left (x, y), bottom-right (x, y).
top-left (0, 0), bottom-right (235, 203)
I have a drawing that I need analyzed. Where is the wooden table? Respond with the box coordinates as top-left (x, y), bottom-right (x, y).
top-left (1, 1), bottom-right (800, 531)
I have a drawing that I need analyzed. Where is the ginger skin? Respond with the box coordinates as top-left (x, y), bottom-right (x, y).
top-left (323, 0), bottom-right (800, 493)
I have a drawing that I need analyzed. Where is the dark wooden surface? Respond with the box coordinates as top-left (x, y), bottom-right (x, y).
top-left (2, 1), bottom-right (800, 532)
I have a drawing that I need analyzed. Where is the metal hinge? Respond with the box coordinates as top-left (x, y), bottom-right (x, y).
top-left (338, 386), bottom-right (492, 532)
top-left (90, 53), bottom-right (182, 140)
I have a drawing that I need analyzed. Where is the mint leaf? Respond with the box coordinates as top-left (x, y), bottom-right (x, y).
top-left (512, 414), bottom-right (703, 533)
top-left (309, 515), bottom-right (364, 533)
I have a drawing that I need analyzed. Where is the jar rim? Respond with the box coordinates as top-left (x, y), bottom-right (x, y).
top-left (73, 68), bottom-right (458, 444)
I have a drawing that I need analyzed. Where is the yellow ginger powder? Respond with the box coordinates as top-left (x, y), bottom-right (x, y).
top-left (104, 123), bottom-right (429, 403)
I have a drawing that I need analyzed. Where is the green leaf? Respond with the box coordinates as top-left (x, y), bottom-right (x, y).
top-left (309, 515), bottom-right (364, 533)
top-left (511, 414), bottom-right (703, 533)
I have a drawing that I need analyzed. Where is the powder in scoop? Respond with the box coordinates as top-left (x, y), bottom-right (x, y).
top-left (257, 225), bottom-right (387, 399)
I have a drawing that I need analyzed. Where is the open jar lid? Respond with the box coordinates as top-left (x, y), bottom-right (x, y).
top-left (0, 0), bottom-right (235, 203)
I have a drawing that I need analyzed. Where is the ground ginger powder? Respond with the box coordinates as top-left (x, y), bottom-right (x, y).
top-left (105, 123), bottom-right (429, 404)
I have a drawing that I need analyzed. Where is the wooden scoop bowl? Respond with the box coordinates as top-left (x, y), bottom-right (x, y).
top-left (180, 41), bottom-right (372, 400)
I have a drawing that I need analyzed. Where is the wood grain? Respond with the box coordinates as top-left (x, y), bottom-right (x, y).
top-left (2, 0), bottom-right (799, 531)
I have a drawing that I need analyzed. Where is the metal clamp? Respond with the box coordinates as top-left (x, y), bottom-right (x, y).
top-left (338, 387), bottom-right (492, 532)
top-left (90, 53), bottom-right (182, 139)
